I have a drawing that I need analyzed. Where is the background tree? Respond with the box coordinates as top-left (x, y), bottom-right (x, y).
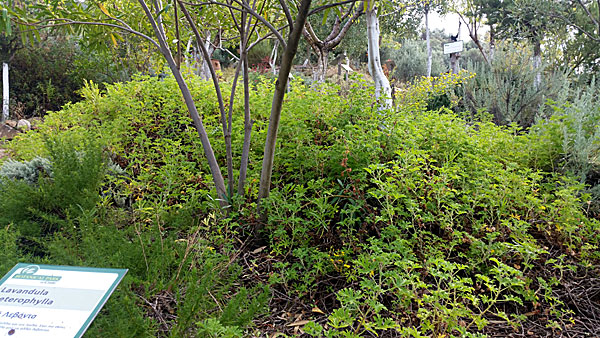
top-left (547, 0), bottom-right (600, 78)
top-left (365, 0), bottom-right (392, 109)
top-left (302, 2), bottom-right (363, 82)
top-left (487, 0), bottom-right (561, 88)
top-left (455, 0), bottom-right (490, 64)
top-left (419, 0), bottom-right (448, 77)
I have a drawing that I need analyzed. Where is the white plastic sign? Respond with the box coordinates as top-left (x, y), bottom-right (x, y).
top-left (0, 263), bottom-right (127, 338)
top-left (443, 41), bottom-right (464, 55)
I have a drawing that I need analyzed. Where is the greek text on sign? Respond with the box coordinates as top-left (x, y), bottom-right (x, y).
top-left (0, 263), bottom-right (127, 338)
top-left (444, 41), bottom-right (464, 55)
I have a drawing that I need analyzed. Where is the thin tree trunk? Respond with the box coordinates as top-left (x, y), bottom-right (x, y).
top-left (270, 40), bottom-right (279, 75)
top-left (238, 54), bottom-right (253, 195)
top-left (238, 9), bottom-right (253, 195)
top-left (532, 39), bottom-right (542, 90)
top-left (2, 63), bottom-right (8, 122)
top-left (315, 49), bottom-right (329, 82)
top-left (199, 31), bottom-right (216, 80)
top-left (489, 26), bottom-right (495, 62)
top-left (365, 5), bottom-right (391, 110)
top-left (178, 4), bottom-right (234, 200)
top-left (258, 0), bottom-right (312, 203)
top-left (140, 0), bottom-right (228, 203)
top-left (425, 5), bottom-right (432, 77)
top-left (450, 52), bottom-right (459, 74)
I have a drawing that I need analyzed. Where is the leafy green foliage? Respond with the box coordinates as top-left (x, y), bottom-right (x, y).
top-left (9, 35), bottom-right (135, 118)
top-left (382, 38), bottom-right (445, 83)
top-left (459, 42), bottom-right (568, 127)
top-left (0, 135), bottom-right (106, 243)
top-left (540, 79), bottom-right (600, 212)
top-left (2, 72), bottom-right (598, 337)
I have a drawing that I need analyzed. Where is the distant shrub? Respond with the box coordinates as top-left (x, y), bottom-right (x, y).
top-left (536, 80), bottom-right (600, 212)
top-left (396, 71), bottom-right (475, 113)
top-left (9, 35), bottom-right (135, 118)
top-left (458, 42), bottom-right (568, 127)
top-left (382, 39), bottom-right (446, 83)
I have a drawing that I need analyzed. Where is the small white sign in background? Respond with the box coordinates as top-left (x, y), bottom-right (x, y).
top-left (443, 41), bottom-right (464, 55)
top-left (0, 263), bottom-right (127, 338)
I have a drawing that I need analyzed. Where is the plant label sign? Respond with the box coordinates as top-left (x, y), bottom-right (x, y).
top-left (443, 41), bottom-right (464, 55)
top-left (0, 263), bottom-right (127, 338)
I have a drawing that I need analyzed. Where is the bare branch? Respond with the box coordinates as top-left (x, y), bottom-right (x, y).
top-left (183, 0), bottom-right (287, 48)
top-left (248, 27), bottom-right (287, 49)
top-left (226, 0), bottom-right (242, 32)
top-left (575, 0), bottom-right (600, 30)
top-left (95, 4), bottom-right (134, 30)
top-left (18, 19), bottom-right (160, 50)
top-left (327, 5), bottom-right (362, 48)
top-left (304, 21), bottom-right (322, 45)
top-left (308, 0), bottom-right (361, 17)
top-left (279, 0), bottom-right (294, 30)
top-left (246, 0), bottom-right (267, 47)
top-left (548, 11), bottom-right (600, 42)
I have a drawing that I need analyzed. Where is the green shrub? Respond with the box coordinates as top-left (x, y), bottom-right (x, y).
top-left (0, 157), bottom-right (52, 184)
top-left (459, 42), bottom-right (568, 127)
top-left (382, 39), bottom-right (446, 83)
top-left (9, 35), bottom-right (135, 118)
top-left (540, 79), bottom-right (600, 212)
top-left (0, 134), bottom-right (106, 247)
top-left (4, 70), bottom-right (598, 337)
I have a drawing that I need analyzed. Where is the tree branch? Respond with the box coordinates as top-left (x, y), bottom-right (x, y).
top-left (18, 19), bottom-right (161, 50)
top-left (279, 0), bottom-right (294, 31)
top-left (575, 0), bottom-right (600, 29)
top-left (549, 11), bottom-right (600, 42)
top-left (183, 0), bottom-right (287, 49)
top-left (308, 0), bottom-right (361, 17)
top-left (327, 5), bottom-right (362, 48)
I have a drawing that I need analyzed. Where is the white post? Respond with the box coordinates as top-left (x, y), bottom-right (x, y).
top-left (2, 63), bottom-right (8, 122)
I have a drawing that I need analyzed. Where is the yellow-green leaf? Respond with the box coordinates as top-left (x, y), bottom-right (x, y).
top-left (98, 3), bottom-right (111, 17)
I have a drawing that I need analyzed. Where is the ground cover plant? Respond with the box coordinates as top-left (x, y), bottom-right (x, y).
top-left (1, 71), bottom-right (599, 337)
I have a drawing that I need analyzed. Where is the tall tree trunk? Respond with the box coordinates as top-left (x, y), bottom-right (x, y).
top-left (302, 7), bottom-right (362, 83)
top-left (425, 5), bottom-right (432, 77)
top-left (270, 40), bottom-right (279, 75)
top-left (238, 10), bottom-right (253, 195)
top-left (450, 53), bottom-right (459, 74)
top-left (198, 31), bottom-right (218, 80)
top-left (365, 5), bottom-right (391, 110)
top-left (314, 48), bottom-right (329, 82)
top-left (489, 25), bottom-right (495, 62)
top-left (2, 63), bottom-right (8, 122)
top-left (258, 0), bottom-right (312, 203)
top-left (532, 39), bottom-right (542, 90)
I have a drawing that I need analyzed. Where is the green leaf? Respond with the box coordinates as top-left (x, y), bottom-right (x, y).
top-left (155, 3), bottom-right (172, 19)
top-left (322, 7), bottom-right (330, 25)
top-left (2, 9), bottom-right (10, 36)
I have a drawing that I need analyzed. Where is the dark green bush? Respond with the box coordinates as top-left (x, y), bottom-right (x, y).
top-left (9, 35), bottom-right (134, 118)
